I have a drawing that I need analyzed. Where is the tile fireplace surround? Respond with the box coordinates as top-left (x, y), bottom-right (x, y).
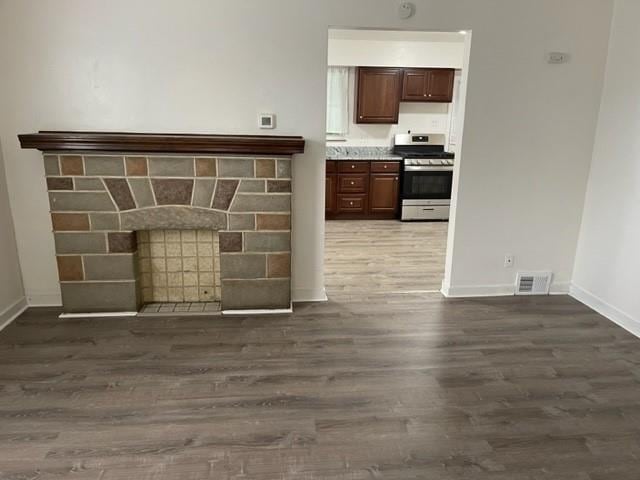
top-left (19, 131), bottom-right (305, 314)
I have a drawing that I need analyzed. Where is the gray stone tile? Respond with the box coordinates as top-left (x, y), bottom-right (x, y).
top-left (49, 192), bottom-right (116, 212)
top-left (128, 178), bottom-right (155, 208)
top-left (211, 180), bottom-right (239, 210)
top-left (267, 180), bottom-right (291, 193)
top-left (84, 156), bottom-right (125, 176)
top-left (222, 278), bottom-right (290, 310)
top-left (193, 179), bottom-right (216, 208)
top-left (230, 194), bottom-right (290, 212)
top-left (84, 254), bottom-right (136, 281)
top-left (43, 155), bottom-right (60, 176)
top-left (54, 232), bottom-right (107, 254)
top-left (47, 178), bottom-right (73, 190)
top-left (220, 253), bottom-right (266, 279)
top-left (120, 206), bottom-right (226, 231)
top-left (229, 214), bottom-right (255, 231)
top-left (151, 179), bottom-right (193, 205)
top-left (60, 281), bottom-right (138, 313)
top-left (244, 232), bottom-right (290, 252)
top-left (104, 178), bottom-right (136, 210)
top-left (277, 159), bottom-right (291, 179)
top-left (90, 213), bottom-right (120, 231)
top-left (74, 177), bottom-right (105, 191)
top-left (218, 158), bottom-right (254, 178)
top-left (148, 156), bottom-right (194, 177)
top-left (238, 179), bottom-right (265, 193)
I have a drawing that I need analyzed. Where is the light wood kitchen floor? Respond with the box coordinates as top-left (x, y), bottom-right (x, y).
top-left (2, 295), bottom-right (640, 479)
top-left (325, 220), bottom-right (448, 296)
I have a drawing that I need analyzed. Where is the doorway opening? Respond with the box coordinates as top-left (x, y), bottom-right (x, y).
top-left (323, 28), bottom-right (471, 298)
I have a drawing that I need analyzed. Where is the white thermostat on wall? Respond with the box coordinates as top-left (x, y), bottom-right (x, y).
top-left (259, 113), bottom-right (275, 129)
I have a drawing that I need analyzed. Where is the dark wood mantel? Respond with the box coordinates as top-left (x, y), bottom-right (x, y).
top-left (18, 131), bottom-right (305, 155)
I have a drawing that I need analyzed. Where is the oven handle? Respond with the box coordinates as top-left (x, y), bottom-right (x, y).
top-left (404, 166), bottom-right (454, 172)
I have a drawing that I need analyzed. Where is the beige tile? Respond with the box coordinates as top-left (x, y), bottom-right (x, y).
top-left (183, 287), bottom-right (199, 302)
top-left (167, 288), bottom-right (183, 302)
top-left (150, 243), bottom-right (165, 257)
top-left (152, 273), bottom-right (167, 287)
top-left (139, 258), bottom-right (151, 273)
top-left (182, 243), bottom-right (197, 257)
top-left (199, 272), bottom-right (214, 286)
top-left (183, 257), bottom-right (198, 272)
top-left (197, 230), bottom-right (213, 241)
top-left (199, 257), bottom-right (213, 271)
top-left (166, 258), bottom-right (182, 272)
top-left (141, 288), bottom-right (153, 303)
top-left (151, 258), bottom-right (166, 272)
top-left (165, 230), bottom-right (181, 242)
top-left (183, 272), bottom-right (198, 286)
top-left (140, 273), bottom-right (152, 288)
top-left (150, 230), bottom-right (165, 243)
top-left (167, 272), bottom-right (182, 287)
top-left (199, 287), bottom-right (215, 301)
top-left (153, 287), bottom-right (168, 301)
top-left (137, 231), bottom-right (149, 243)
top-left (181, 231), bottom-right (196, 242)
top-left (166, 243), bottom-right (182, 257)
top-left (198, 243), bottom-right (213, 257)
top-left (138, 244), bottom-right (150, 258)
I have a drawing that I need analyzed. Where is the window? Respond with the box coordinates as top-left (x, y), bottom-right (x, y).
top-left (326, 66), bottom-right (349, 136)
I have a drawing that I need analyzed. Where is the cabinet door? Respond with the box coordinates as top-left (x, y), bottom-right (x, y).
top-left (401, 69), bottom-right (428, 101)
top-left (325, 175), bottom-right (337, 216)
top-left (426, 69), bottom-right (455, 102)
top-left (369, 174), bottom-right (399, 214)
top-left (355, 67), bottom-right (403, 124)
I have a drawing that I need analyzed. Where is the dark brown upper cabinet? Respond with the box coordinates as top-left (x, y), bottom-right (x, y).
top-left (355, 67), bottom-right (403, 124)
top-left (401, 68), bottom-right (455, 102)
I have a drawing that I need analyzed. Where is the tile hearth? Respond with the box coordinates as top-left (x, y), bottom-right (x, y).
top-left (138, 302), bottom-right (221, 316)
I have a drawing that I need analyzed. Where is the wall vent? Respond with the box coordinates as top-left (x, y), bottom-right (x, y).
top-left (515, 271), bottom-right (552, 295)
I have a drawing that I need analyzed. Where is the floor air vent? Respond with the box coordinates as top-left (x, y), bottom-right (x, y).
top-left (515, 272), bottom-right (552, 295)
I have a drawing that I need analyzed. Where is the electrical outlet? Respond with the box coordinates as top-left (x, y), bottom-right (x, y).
top-left (504, 255), bottom-right (514, 268)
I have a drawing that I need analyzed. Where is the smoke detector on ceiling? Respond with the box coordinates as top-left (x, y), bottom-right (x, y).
top-left (398, 2), bottom-right (415, 19)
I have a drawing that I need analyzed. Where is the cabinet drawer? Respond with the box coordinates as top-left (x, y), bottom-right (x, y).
top-left (371, 161), bottom-right (400, 173)
top-left (326, 160), bottom-right (337, 173)
top-left (338, 161), bottom-right (370, 173)
top-left (338, 175), bottom-right (368, 193)
top-left (337, 194), bottom-right (367, 213)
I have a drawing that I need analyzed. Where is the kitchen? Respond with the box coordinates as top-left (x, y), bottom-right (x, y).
top-left (324, 28), bottom-right (467, 296)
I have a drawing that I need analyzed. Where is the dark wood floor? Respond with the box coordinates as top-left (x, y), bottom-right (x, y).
top-left (2, 293), bottom-right (640, 479)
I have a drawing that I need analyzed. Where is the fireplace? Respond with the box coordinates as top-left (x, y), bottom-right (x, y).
top-left (19, 131), bottom-right (304, 314)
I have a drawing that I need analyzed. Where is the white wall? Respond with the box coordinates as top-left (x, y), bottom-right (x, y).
top-left (328, 29), bottom-right (465, 68)
top-left (0, 0), bottom-right (613, 305)
top-left (571, 0), bottom-right (640, 334)
top-left (0, 139), bottom-right (26, 326)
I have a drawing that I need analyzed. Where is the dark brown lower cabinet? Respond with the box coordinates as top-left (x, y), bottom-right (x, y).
top-left (326, 160), bottom-right (399, 219)
top-left (325, 174), bottom-right (336, 215)
top-left (369, 174), bottom-right (399, 214)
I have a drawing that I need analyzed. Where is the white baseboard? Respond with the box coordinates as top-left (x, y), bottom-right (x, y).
top-left (59, 311), bottom-right (138, 318)
top-left (26, 292), bottom-right (62, 307)
top-left (570, 283), bottom-right (640, 338)
top-left (292, 287), bottom-right (328, 303)
top-left (223, 307), bottom-right (293, 315)
top-left (0, 297), bottom-right (28, 332)
top-left (442, 282), bottom-right (570, 298)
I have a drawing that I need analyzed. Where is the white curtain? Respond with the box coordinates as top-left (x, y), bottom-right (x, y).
top-left (326, 67), bottom-right (349, 135)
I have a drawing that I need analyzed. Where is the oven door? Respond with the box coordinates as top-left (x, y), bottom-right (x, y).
top-left (402, 166), bottom-right (453, 201)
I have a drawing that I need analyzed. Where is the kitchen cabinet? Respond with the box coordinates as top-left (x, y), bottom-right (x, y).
top-left (355, 67), bottom-right (403, 124)
top-left (401, 68), bottom-right (455, 102)
top-left (326, 160), bottom-right (400, 219)
top-left (369, 174), bottom-right (399, 214)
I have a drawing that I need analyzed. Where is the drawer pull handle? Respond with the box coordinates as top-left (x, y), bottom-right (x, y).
top-left (350, 201), bottom-right (354, 206)
top-left (384, 165), bottom-right (387, 168)
top-left (350, 181), bottom-right (355, 185)
top-left (351, 165), bottom-right (355, 169)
